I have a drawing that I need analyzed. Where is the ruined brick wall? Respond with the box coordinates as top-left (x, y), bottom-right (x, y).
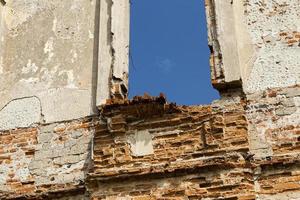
top-left (246, 87), bottom-right (300, 199)
top-left (0, 119), bottom-right (95, 199)
top-left (86, 88), bottom-right (300, 200)
top-left (88, 97), bottom-right (254, 199)
top-left (1, 0), bottom-right (300, 199)
top-left (1, 90), bottom-right (299, 199)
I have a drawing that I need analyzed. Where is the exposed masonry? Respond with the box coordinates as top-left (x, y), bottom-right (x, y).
top-left (0, 88), bottom-right (299, 199)
top-left (1, 0), bottom-right (300, 199)
top-left (0, 118), bottom-right (99, 199)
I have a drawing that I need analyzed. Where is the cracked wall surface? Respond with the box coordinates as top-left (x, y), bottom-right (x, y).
top-left (97, 0), bottom-right (130, 104)
top-left (0, 97), bottom-right (41, 130)
top-left (0, 91), bottom-right (300, 199)
top-left (0, 0), bottom-right (130, 130)
top-left (205, 0), bottom-right (300, 92)
top-left (1, 0), bottom-right (300, 199)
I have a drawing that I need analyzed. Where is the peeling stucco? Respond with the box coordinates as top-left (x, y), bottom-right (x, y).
top-left (206, 0), bottom-right (300, 93)
top-left (96, 0), bottom-right (130, 104)
top-left (0, 0), bottom-right (130, 129)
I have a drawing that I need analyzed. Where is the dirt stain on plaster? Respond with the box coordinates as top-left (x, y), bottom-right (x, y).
top-left (0, 0), bottom-right (6, 6)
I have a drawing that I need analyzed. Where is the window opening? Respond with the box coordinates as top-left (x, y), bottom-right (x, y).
top-left (129, 0), bottom-right (220, 105)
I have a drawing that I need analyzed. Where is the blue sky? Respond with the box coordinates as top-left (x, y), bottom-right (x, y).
top-left (129, 0), bottom-right (220, 105)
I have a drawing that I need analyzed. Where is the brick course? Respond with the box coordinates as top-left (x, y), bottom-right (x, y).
top-left (0, 87), bottom-right (300, 199)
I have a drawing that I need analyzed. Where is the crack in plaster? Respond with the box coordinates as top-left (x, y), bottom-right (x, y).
top-left (0, 96), bottom-right (43, 131)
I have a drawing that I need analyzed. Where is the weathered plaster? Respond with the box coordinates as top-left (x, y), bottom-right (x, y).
top-left (0, 97), bottom-right (41, 130)
top-left (96, 0), bottom-right (113, 105)
top-left (206, 0), bottom-right (300, 93)
top-left (0, 0), bottom-right (130, 129)
top-left (214, 0), bottom-right (241, 83)
top-left (39, 88), bottom-right (92, 123)
top-left (243, 0), bottom-right (300, 93)
top-left (0, 119), bottom-right (94, 197)
top-left (97, 0), bottom-right (130, 104)
top-left (30, 122), bottom-right (93, 186)
top-left (0, 0), bottom-right (96, 127)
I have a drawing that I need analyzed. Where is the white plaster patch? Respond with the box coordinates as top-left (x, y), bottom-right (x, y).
top-left (3, 1), bottom-right (50, 30)
top-left (19, 77), bottom-right (40, 84)
top-left (21, 59), bottom-right (38, 74)
top-left (44, 37), bottom-right (54, 60)
top-left (52, 17), bottom-right (57, 32)
top-left (127, 130), bottom-right (154, 157)
top-left (40, 65), bottom-right (60, 87)
top-left (243, 0), bottom-right (300, 93)
top-left (244, 49), bottom-right (300, 93)
top-left (0, 96), bottom-right (41, 131)
top-left (70, 50), bottom-right (78, 63)
top-left (88, 30), bottom-right (94, 39)
top-left (66, 71), bottom-right (76, 88)
top-left (15, 168), bottom-right (30, 182)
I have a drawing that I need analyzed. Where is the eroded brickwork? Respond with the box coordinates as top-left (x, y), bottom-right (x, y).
top-left (246, 86), bottom-right (300, 199)
top-left (1, 0), bottom-right (300, 199)
top-left (87, 96), bottom-right (255, 199)
top-left (0, 119), bottom-right (95, 199)
top-left (0, 87), bottom-right (300, 199)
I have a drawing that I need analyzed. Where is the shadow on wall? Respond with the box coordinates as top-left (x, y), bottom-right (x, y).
top-left (128, 0), bottom-right (220, 105)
